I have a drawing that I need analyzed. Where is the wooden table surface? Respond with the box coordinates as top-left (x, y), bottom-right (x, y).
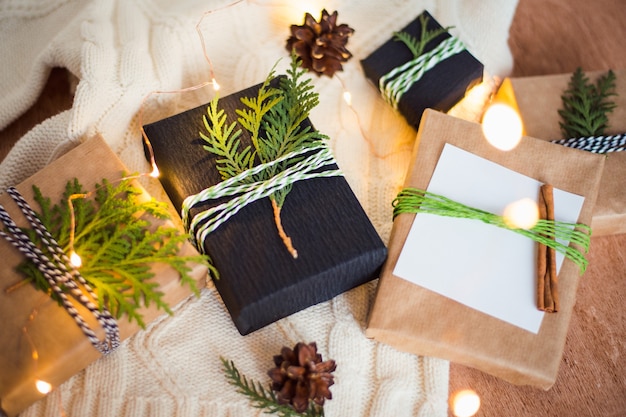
top-left (449, 1), bottom-right (626, 416)
top-left (1, 1), bottom-right (625, 416)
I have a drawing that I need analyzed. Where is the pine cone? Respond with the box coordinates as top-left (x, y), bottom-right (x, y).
top-left (286, 9), bottom-right (354, 77)
top-left (268, 342), bottom-right (337, 413)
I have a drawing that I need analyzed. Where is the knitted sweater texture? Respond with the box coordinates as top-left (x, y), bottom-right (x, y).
top-left (0, 0), bottom-right (517, 415)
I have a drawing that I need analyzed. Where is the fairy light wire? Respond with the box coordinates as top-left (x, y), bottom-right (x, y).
top-left (5, 1), bottom-right (259, 412)
top-left (22, 299), bottom-right (69, 416)
top-left (75, 0), bottom-right (253, 273)
top-left (334, 73), bottom-right (412, 160)
top-left (138, 0), bottom-right (249, 182)
top-left (138, 82), bottom-right (213, 179)
top-left (65, 171), bottom-right (156, 265)
top-left (195, 0), bottom-right (246, 88)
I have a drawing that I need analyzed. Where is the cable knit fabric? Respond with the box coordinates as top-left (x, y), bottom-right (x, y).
top-left (0, 1), bottom-right (518, 415)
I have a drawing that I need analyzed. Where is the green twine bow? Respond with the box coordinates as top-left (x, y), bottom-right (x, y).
top-left (181, 141), bottom-right (342, 253)
top-left (392, 187), bottom-right (592, 273)
top-left (379, 36), bottom-right (465, 109)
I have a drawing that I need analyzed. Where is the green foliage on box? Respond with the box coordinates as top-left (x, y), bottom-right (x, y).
top-left (559, 67), bottom-right (617, 138)
top-left (18, 177), bottom-right (207, 328)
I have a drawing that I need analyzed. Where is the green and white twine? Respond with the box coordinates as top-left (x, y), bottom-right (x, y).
top-left (379, 36), bottom-right (466, 109)
top-left (182, 141), bottom-right (342, 253)
top-left (393, 188), bottom-right (592, 273)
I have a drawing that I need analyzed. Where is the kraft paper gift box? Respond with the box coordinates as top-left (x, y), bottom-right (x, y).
top-left (360, 10), bottom-right (484, 130)
top-left (495, 69), bottom-right (626, 236)
top-left (366, 109), bottom-right (605, 389)
top-left (142, 80), bottom-right (387, 336)
top-left (0, 135), bottom-right (207, 417)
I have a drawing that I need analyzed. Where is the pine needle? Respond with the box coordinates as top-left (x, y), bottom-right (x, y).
top-left (17, 177), bottom-right (208, 329)
top-left (393, 13), bottom-right (453, 59)
top-left (221, 357), bottom-right (324, 417)
top-left (199, 54), bottom-right (329, 256)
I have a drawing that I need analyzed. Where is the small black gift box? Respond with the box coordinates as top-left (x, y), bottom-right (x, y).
top-left (360, 10), bottom-right (484, 129)
top-left (143, 80), bottom-right (387, 335)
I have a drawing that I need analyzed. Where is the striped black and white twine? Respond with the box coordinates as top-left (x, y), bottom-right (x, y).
top-left (551, 133), bottom-right (626, 153)
top-left (0, 187), bottom-right (120, 355)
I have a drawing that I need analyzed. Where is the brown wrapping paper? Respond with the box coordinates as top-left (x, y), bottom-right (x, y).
top-left (495, 69), bottom-right (626, 236)
top-left (0, 135), bottom-right (207, 417)
top-left (366, 110), bottom-right (605, 389)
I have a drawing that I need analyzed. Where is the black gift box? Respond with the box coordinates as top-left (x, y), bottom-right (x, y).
top-left (360, 10), bottom-right (484, 129)
top-left (143, 80), bottom-right (387, 335)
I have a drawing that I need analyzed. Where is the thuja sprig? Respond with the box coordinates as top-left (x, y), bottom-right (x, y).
top-left (221, 358), bottom-right (324, 417)
top-left (200, 53), bottom-right (328, 258)
top-left (393, 13), bottom-right (453, 59)
top-left (17, 177), bottom-right (207, 328)
top-left (558, 67), bottom-right (617, 138)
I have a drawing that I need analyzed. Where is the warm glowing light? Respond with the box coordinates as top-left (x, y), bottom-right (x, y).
top-left (343, 91), bottom-right (352, 105)
top-left (448, 79), bottom-right (495, 121)
top-left (281, 1), bottom-right (320, 23)
top-left (150, 163), bottom-right (160, 178)
top-left (212, 78), bottom-right (220, 91)
top-left (300, 2), bottom-right (320, 16)
top-left (451, 389), bottom-right (481, 417)
top-left (69, 251), bottom-right (83, 268)
top-left (35, 379), bottom-right (52, 395)
top-left (481, 103), bottom-right (523, 151)
top-left (503, 197), bottom-right (539, 229)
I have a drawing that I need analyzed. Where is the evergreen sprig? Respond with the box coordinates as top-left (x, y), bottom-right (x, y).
top-left (17, 177), bottom-right (207, 328)
top-left (393, 13), bottom-right (453, 59)
top-left (221, 357), bottom-right (324, 417)
top-left (199, 54), bottom-right (328, 256)
top-left (558, 67), bottom-right (617, 138)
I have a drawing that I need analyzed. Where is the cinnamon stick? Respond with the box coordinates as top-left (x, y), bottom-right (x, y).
top-left (537, 192), bottom-right (547, 310)
top-left (537, 184), bottom-right (559, 312)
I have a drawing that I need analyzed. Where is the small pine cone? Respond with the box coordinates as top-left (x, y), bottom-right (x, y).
top-left (286, 9), bottom-right (354, 77)
top-left (268, 342), bottom-right (337, 413)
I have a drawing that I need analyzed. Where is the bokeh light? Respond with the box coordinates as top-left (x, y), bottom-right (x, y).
top-left (451, 389), bottom-right (481, 417)
top-left (481, 103), bottom-right (523, 151)
top-left (35, 380), bottom-right (52, 395)
top-left (503, 197), bottom-right (539, 229)
top-left (69, 251), bottom-right (83, 268)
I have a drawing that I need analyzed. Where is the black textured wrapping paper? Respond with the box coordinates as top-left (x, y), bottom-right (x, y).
top-left (360, 10), bottom-right (484, 129)
top-left (143, 81), bottom-right (387, 335)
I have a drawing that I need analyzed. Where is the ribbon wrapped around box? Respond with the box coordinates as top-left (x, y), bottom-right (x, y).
top-left (0, 135), bottom-right (208, 417)
top-left (360, 10), bottom-right (484, 130)
top-left (366, 109), bottom-right (605, 389)
top-left (495, 69), bottom-right (626, 236)
top-left (142, 80), bottom-right (387, 336)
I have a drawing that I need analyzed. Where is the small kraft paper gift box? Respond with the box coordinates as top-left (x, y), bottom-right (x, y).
top-left (495, 69), bottom-right (626, 236)
top-left (0, 135), bottom-right (207, 417)
top-left (142, 75), bottom-right (387, 336)
top-left (366, 109), bottom-right (605, 389)
top-left (360, 10), bottom-right (484, 130)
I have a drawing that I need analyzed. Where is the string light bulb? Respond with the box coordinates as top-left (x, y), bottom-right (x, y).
top-left (481, 102), bottom-right (523, 151)
top-left (342, 91), bottom-right (352, 105)
top-left (67, 193), bottom-right (89, 269)
top-left (451, 389), bottom-right (481, 417)
top-left (69, 250), bottom-right (83, 268)
top-left (334, 74), bottom-right (400, 160)
top-left (149, 162), bottom-right (160, 178)
top-left (35, 379), bottom-right (53, 395)
top-left (212, 77), bottom-right (220, 91)
top-left (503, 197), bottom-right (539, 229)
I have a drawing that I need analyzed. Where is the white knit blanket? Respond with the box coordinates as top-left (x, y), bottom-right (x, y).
top-left (0, 1), bottom-right (517, 415)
